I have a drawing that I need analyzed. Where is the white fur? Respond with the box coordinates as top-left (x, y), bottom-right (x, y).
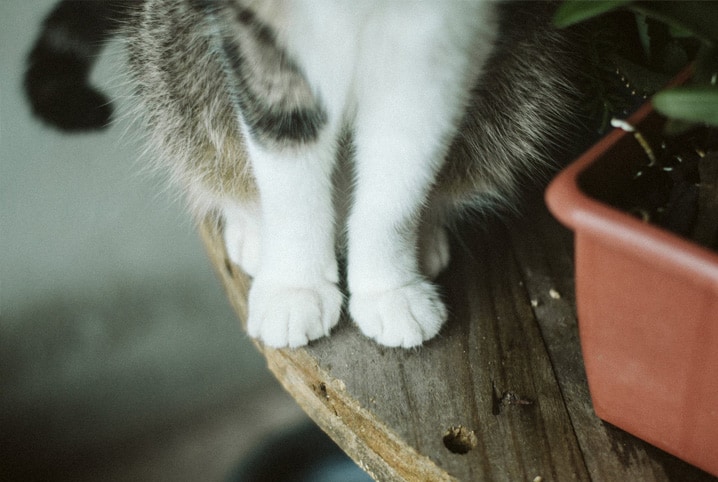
top-left (224, 0), bottom-right (498, 348)
top-left (222, 199), bottom-right (261, 277)
top-left (420, 223), bottom-right (452, 280)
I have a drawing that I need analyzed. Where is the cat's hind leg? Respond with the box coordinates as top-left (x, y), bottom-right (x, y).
top-left (222, 200), bottom-right (261, 277)
top-left (419, 209), bottom-right (452, 280)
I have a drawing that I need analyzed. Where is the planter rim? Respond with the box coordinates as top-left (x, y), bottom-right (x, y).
top-left (546, 100), bottom-right (718, 288)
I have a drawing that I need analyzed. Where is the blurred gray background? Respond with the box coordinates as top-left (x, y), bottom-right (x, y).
top-left (0, 1), bottom-right (306, 480)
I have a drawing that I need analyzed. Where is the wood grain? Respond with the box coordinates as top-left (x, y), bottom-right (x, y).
top-left (200, 198), bottom-right (717, 481)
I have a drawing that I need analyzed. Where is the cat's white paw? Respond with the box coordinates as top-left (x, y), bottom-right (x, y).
top-left (421, 225), bottom-right (451, 279)
top-left (350, 280), bottom-right (447, 348)
top-left (223, 215), bottom-right (261, 277)
top-left (247, 277), bottom-right (343, 348)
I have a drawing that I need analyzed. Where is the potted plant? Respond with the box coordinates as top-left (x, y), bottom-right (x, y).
top-left (546, 1), bottom-right (718, 476)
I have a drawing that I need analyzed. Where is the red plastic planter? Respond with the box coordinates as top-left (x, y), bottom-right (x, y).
top-left (546, 101), bottom-right (718, 476)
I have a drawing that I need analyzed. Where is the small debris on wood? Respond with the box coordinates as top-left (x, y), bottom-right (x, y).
top-left (492, 382), bottom-right (535, 415)
top-left (500, 391), bottom-right (534, 408)
top-left (549, 288), bottom-right (561, 300)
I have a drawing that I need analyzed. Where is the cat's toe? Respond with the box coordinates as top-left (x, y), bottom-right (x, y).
top-left (247, 278), bottom-right (343, 348)
top-left (350, 280), bottom-right (447, 348)
top-left (421, 225), bottom-right (451, 279)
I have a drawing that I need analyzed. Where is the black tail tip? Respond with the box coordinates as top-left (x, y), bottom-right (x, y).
top-left (25, 74), bottom-right (114, 132)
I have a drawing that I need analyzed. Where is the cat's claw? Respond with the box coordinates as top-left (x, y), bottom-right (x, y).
top-left (350, 280), bottom-right (447, 348)
top-left (247, 277), bottom-right (343, 348)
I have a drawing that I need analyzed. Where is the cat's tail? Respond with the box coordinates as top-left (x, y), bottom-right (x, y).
top-left (23, 0), bottom-right (136, 131)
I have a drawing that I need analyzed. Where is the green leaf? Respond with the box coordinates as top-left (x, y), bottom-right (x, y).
top-left (553, 0), bottom-right (633, 28)
top-left (653, 86), bottom-right (718, 126)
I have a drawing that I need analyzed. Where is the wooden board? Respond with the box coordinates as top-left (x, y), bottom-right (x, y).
top-left (200, 198), bottom-right (717, 481)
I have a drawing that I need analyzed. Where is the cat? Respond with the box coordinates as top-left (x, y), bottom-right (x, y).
top-left (26, 0), bottom-right (585, 348)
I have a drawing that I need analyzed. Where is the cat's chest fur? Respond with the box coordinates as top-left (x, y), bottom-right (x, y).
top-left (212, 1), bottom-right (498, 147)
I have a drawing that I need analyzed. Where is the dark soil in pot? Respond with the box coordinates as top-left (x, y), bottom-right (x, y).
top-left (582, 119), bottom-right (718, 252)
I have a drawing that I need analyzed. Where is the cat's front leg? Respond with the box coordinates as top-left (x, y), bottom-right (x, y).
top-left (244, 139), bottom-right (343, 348)
top-left (347, 169), bottom-right (450, 347)
top-left (346, 5), bottom-right (496, 347)
top-left (347, 134), bottom-right (452, 348)
top-left (348, 212), bottom-right (452, 348)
